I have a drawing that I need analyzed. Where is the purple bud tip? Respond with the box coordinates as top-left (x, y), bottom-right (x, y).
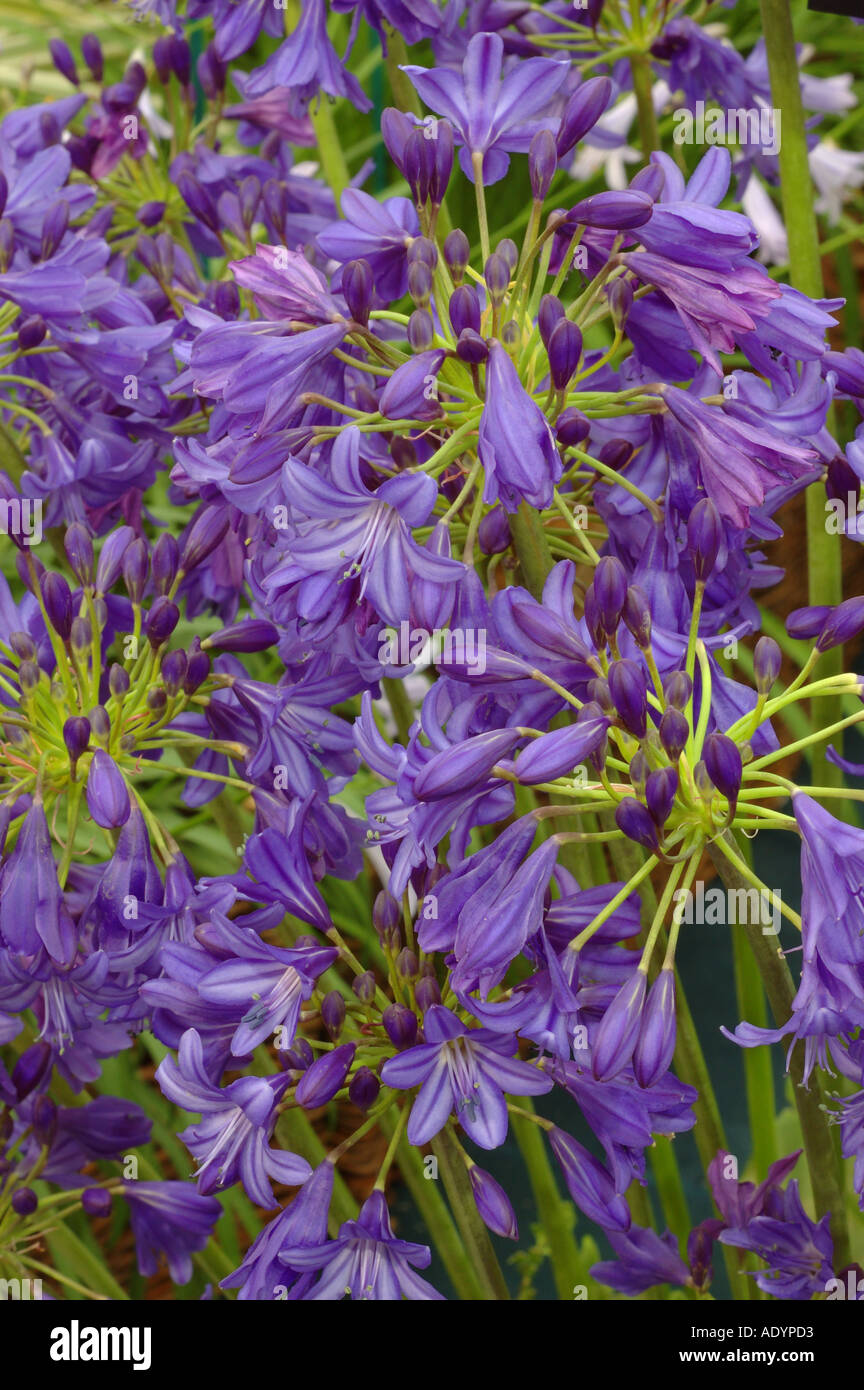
top-left (469, 1165), bottom-right (519, 1239)
top-left (703, 732), bottom-right (743, 804)
top-left (49, 38), bottom-right (78, 86)
top-left (687, 498), bottom-right (723, 583)
top-left (556, 407), bottom-right (591, 449)
top-left (593, 556), bottom-right (628, 635)
top-left (622, 585), bottom-right (651, 648)
top-left (63, 716), bottom-right (91, 764)
top-left (348, 1066), bottom-right (380, 1113)
top-left (484, 252), bottom-right (509, 306)
top-left (147, 597), bottom-right (180, 649)
top-left (11, 1187), bottom-right (38, 1216)
top-left (663, 671), bottom-right (692, 709)
top-left (342, 258), bottom-right (373, 327)
top-left (321, 990), bottom-right (346, 1041)
top-left (86, 749), bottom-right (131, 829)
top-left (817, 596), bottom-right (864, 653)
top-left (608, 659), bottom-right (648, 739)
top-left (449, 284), bottom-right (481, 338)
top-left (659, 707), bottom-right (689, 762)
top-left (538, 294), bottom-right (565, 348)
top-left (64, 522), bottom-right (94, 587)
top-left (529, 129), bottom-right (558, 201)
top-left (633, 969), bottom-right (677, 1089)
top-left (352, 970), bottom-right (376, 1004)
top-left (592, 969), bottom-right (647, 1081)
top-left (645, 766), bottom-right (678, 827)
top-left (204, 619), bottom-right (278, 653)
top-left (786, 605), bottom-right (831, 641)
top-left (295, 1043), bottom-right (356, 1108)
top-left (753, 636), bottom-right (781, 694)
top-left (383, 1003), bottom-right (418, 1050)
top-left (181, 507), bottom-right (230, 573)
top-left (614, 798), bottom-right (659, 851)
top-left (443, 228), bottom-right (470, 283)
top-left (40, 571), bottom-right (73, 640)
top-left (82, 1187), bottom-right (113, 1218)
top-left (547, 318), bottom-right (582, 391)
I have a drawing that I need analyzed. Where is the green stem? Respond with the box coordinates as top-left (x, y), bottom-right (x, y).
top-left (430, 1127), bottom-right (511, 1299)
top-left (710, 831), bottom-right (850, 1269)
top-left (511, 1102), bottom-right (584, 1300)
top-left (759, 0), bottom-right (844, 791)
top-left (509, 501), bottom-right (557, 600)
top-left (630, 54), bottom-right (659, 156)
top-left (378, 1110), bottom-right (486, 1301)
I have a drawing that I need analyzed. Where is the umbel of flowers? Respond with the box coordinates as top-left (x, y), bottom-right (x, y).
top-left (0, 0), bottom-right (862, 1301)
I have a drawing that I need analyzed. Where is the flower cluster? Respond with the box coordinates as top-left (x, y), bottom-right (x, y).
top-left (0, 0), bottom-right (862, 1305)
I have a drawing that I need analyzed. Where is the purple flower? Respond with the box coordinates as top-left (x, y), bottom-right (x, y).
top-left (0, 799), bottom-right (77, 964)
top-left (156, 1029), bottom-right (311, 1206)
top-left (720, 1180), bottom-right (835, 1300)
top-left (221, 1161), bottom-right (335, 1300)
top-left (592, 1224), bottom-right (691, 1295)
top-left (402, 31), bottom-right (569, 184)
top-left (478, 341), bottom-right (563, 512)
top-left (123, 1181), bottom-right (222, 1286)
top-left (380, 1004), bottom-right (551, 1149)
top-left (279, 1189), bottom-right (444, 1299)
top-left (244, 0), bottom-right (371, 110)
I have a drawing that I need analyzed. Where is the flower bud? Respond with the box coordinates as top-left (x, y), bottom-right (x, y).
top-left (687, 498), bottom-right (723, 583)
top-left (455, 328), bottom-right (488, 364)
top-left (40, 572), bottom-right (73, 639)
top-left (86, 750), bottom-right (131, 828)
top-left (556, 407), bottom-right (591, 449)
top-left (469, 1165), bottom-right (519, 1239)
top-left (408, 309), bottom-right (434, 351)
top-left (548, 1127), bottom-right (631, 1232)
top-left (11, 1187), bottom-right (37, 1216)
top-left (109, 664), bottom-right (130, 699)
top-left (753, 636), bottom-right (781, 694)
top-left (614, 797), bottom-right (659, 851)
top-left (608, 659), bottom-right (648, 738)
top-left (18, 315), bottom-right (46, 350)
top-left (443, 228), bottom-right (470, 283)
top-left (633, 969), bottom-right (676, 1089)
top-left (70, 616), bottom-right (91, 653)
top-left (160, 650), bottom-right (188, 696)
top-left (478, 506), bottom-right (510, 556)
top-left (82, 1187), bottom-right (113, 1218)
top-left (89, 705), bottom-right (111, 740)
top-left (786, 605), bottom-right (831, 640)
top-left (703, 732), bottom-right (742, 805)
top-left (484, 252), bottom-right (509, 307)
top-left (295, 1044), bottom-right (355, 1108)
top-left (449, 285), bottom-right (481, 338)
top-left (415, 975), bottom-right (441, 1012)
top-left (147, 597), bottom-right (179, 649)
top-left (592, 969), bottom-right (647, 1081)
top-left (622, 585), bottom-right (651, 648)
top-left (63, 716), bottom-right (91, 766)
top-left (593, 556), bottom-right (628, 636)
top-left (64, 523), bottom-right (94, 587)
top-left (184, 647), bottom-right (210, 694)
top-left (81, 33), bottom-right (103, 81)
top-left (342, 258), bottom-right (373, 328)
top-left (538, 294), bottom-right (565, 348)
top-left (352, 971), bottom-right (376, 1004)
top-left (122, 538), bottom-right (148, 604)
top-left (49, 38), bottom-right (78, 85)
top-left (663, 671), bottom-right (692, 709)
top-left (529, 128), bottom-right (557, 200)
top-left (515, 718), bottom-right (609, 785)
top-left (817, 596), bottom-right (864, 652)
top-left (659, 706), bottom-right (689, 762)
top-left (383, 1003), bottom-right (418, 1050)
top-left (645, 766), bottom-right (678, 827)
top-left (565, 190), bottom-right (653, 231)
top-left (348, 1066), bottom-right (380, 1112)
top-left (556, 76), bottom-right (613, 158)
top-left (547, 318), bottom-right (582, 391)
top-left (180, 507), bottom-right (230, 573)
top-left (321, 990), bottom-right (346, 1041)
top-left (204, 619), bottom-right (278, 653)
top-left (95, 526), bottom-right (135, 594)
top-left (151, 532), bottom-right (179, 595)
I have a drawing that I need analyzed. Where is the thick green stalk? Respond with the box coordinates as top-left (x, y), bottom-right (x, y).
top-left (430, 1127), bottom-right (511, 1299)
top-left (510, 1104), bottom-right (585, 1300)
top-left (377, 1111), bottom-right (486, 1301)
top-left (711, 833), bottom-right (850, 1268)
top-left (759, 0), bottom-right (843, 790)
top-left (630, 55), bottom-right (659, 157)
top-left (509, 501), bottom-right (556, 600)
